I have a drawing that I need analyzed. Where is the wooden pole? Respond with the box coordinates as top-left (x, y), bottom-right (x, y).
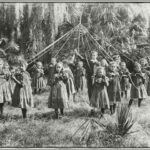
top-left (28, 24), bottom-right (80, 65)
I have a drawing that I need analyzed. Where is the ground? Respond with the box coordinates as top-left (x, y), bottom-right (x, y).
top-left (0, 88), bottom-right (150, 148)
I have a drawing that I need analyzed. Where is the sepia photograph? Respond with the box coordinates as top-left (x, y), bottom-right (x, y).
top-left (0, 2), bottom-right (150, 148)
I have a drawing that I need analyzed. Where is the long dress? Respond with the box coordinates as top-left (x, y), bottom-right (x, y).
top-left (63, 67), bottom-right (76, 107)
top-left (12, 71), bottom-right (34, 109)
top-left (119, 68), bottom-right (130, 91)
top-left (77, 55), bottom-right (100, 99)
top-left (107, 70), bottom-right (121, 105)
top-left (48, 71), bottom-right (69, 109)
top-left (74, 67), bottom-right (89, 104)
top-left (32, 68), bottom-right (46, 92)
top-left (1, 69), bottom-right (11, 103)
top-left (141, 66), bottom-right (150, 96)
top-left (90, 75), bottom-right (110, 109)
top-left (47, 64), bottom-right (56, 86)
top-left (130, 71), bottom-right (148, 99)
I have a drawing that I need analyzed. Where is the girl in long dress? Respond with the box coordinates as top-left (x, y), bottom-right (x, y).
top-left (11, 61), bottom-right (34, 119)
top-left (74, 60), bottom-right (89, 105)
top-left (48, 62), bottom-right (69, 119)
top-left (75, 50), bottom-right (100, 99)
top-left (128, 62), bottom-right (148, 107)
top-left (90, 67), bottom-right (110, 116)
top-left (119, 62), bottom-right (131, 100)
top-left (2, 62), bottom-right (12, 104)
top-left (62, 59), bottom-right (76, 108)
top-left (0, 59), bottom-right (11, 116)
top-left (107, 61), bottom-right (121, 114)
top-left (32, 61), bottom-right (46, 94)
top-left (139, 58), bottom-right (150, 96)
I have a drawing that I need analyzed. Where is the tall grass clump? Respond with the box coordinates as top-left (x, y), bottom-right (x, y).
top-left (116, 103), bottom-right (135, 136)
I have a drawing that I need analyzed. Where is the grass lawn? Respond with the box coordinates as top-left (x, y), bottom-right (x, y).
top-left (0, 88), bottom-right (150, 148)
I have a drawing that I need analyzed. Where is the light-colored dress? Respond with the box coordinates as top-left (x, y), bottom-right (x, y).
top-left (0, 69), bottom-right (11, 103)
top-left (32, 68), bottom-right (46, 91)
top-left (63, 67), bottom-right (76, 107)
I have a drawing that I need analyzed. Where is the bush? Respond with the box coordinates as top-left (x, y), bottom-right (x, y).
top-left (116, 103), bottom-right (135, 136)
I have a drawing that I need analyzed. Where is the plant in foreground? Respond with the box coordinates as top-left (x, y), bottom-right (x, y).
top-left (116, 103), bottom-right (135, 136)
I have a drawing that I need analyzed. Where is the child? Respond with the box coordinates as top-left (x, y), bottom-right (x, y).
top-left (62, 59), bottom-right (76, 107)
top-left (139, 58), bottom-right (150, 96)
top-left (119, 62), bottom-right (131, 99)
top-left (48, 62), bottom-right (68, 119)
top-left (113, 54), bottom-right (121, 71)
top-left (2, 62), bottom-right (12, 104)
top-left (9, 66), bottom-right (17, 96)
top-left (107, 61), bottom-right (121, 114)
top-left (47, 57), bottom-right (57, 86)
top-left (75, 49), bottom-right (100, 99)
top-left (0, 59), bottom-right (11, 117)
top-left (32, 61), bottom-right (45, 94)
top-left (11, 61), bottom-right (34, 119)
top-left (128, 62), bottom-right (148, 107)
top-left (90, 67), bottom-right (109, 116)
top-left (74, 60), bottom-right (89, 105)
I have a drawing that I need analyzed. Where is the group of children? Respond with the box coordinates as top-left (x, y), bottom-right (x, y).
top-left (0, 49), bottom-right (150, 119)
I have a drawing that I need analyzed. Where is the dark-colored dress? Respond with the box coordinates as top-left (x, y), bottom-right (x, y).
top-left (107, 70), bottom-right (121, 105)
top-left (48, 71), bottom-right (69, 109)
top-left (74, 67), bottom-right (89, 104)
top-left (12, 71), bottom-right (34, 109)
top-left (77, 55), bottom-right (100, 99)
top-left (32, 68), bottom-right (46, 91)
top-left (130, 71), bottom-right (148, 99)
top-left (47, 64), bottom-right (56, 86)
top-left (90, 75), bottom-right (110, 109)
top-left (119, 68), bottom-right (131, 92)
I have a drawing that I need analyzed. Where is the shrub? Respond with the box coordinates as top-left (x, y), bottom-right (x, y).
top-left (116, 103), bottom-right (135, 136)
